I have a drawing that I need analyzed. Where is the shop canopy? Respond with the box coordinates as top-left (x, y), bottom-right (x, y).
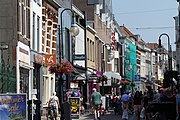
top-left (103, 72), bottom-right (121, 81)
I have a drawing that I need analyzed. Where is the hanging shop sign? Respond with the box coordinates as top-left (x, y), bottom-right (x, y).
top-left (111, 31), bottom-right (116, 50)
top-left (0, 94), bottom-right (27, 120)
top-left (45, 54), bottom-right (56, 66)
top-left (69, 97), bottom-right (80, 119)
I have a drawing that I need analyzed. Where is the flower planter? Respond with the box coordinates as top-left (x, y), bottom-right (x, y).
top-left (48, 60), bottom-right (73, 75)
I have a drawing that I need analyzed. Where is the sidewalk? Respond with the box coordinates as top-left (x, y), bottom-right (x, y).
top-left (41, 111), bottom-right (92, 120)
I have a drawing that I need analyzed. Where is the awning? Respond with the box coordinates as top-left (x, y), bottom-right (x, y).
top-left (100, 72), bottom-right (121, 86)
top-left (103, 72), bottom-right (121, 80)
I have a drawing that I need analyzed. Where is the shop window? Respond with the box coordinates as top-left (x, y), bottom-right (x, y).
top-left (20, 67), bottom-right (29, 95)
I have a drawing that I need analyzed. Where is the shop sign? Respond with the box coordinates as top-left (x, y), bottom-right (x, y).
top-left (18, 41), bottom-right (30, 65)
top-left (73, 54), bottom-right (86, 60)
top-left (111, 31), bottom-right (116, 50)
top-left (0, 94), bottom-right (27, 120)
top-left (45, 54), bottom-right (56, 66)
top-left (69, 97), bottom-right (80, 118)
top-left (134, 75), bottom-right (141, 82)
top-left (70, 82), bottom-right (78, 89)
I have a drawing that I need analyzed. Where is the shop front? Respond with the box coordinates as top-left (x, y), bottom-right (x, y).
top-left (16, 41), bottom-right (32, 97)
top-left (100, 72), bottom-right (121, 95)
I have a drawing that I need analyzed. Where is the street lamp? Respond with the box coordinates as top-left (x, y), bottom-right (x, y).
top-left (158, 33), bottom-right (172, 90)
top-left (158, 33), bottom-right (172, 71)
top-left (58, 8), bottom-right (79, 120)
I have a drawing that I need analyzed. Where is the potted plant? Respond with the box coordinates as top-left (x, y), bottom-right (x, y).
top-left (48, 60), bottom-right (73, 75)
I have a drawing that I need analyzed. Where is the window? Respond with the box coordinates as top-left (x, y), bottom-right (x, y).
top-left (20, 68), bottom-right (29, 95)
top-left (92, 42), bottom-right (94, 61)
top-left (37, 16), bottom-right (40, 51)
top-left (32, 12), bottom-right (36, 49)
top-left (87, 38), bottom-right (89, 59)
top-left (22, 3), bottom-right (25, 35)
top-left (19, 1), bottom-right (22, 33)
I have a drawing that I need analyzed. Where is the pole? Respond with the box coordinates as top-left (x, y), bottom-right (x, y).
top-left (178, 0), bottom-right (180, 94)
top-left (158, 33), bottom-right (172, 91)
top-left (59, 8), bottom-right (75, 120)
top-left (101, 45), bottom-right (105, 96)
top-left (58, 25), bottom-right (64, 120)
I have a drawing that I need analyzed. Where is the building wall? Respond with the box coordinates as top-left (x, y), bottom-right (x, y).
top-left (73, 0), bottom-right (94, 21)
top-left (42, 0), bottom-right (58, 54)
top-left (86, 26), bottom-right (96, 69)
top-left (41, 0), bottom-right (59, 104)
top-left (31, 0), bottom-right (42, 52)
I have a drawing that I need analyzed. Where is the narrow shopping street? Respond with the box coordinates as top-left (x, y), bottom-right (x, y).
top-left (41, 111), bottom-right (135, 120)
top-left (78, 111), bottom-right (135, 120)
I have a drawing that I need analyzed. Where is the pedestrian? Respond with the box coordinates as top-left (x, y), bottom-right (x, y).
top-left (48, 92), bottom-right (60, 120)
top-left (121, 91), bottom-right (130, 120)
top-left (91, 88), bottom-right (102, 120)
top-left (133, 91), bottom-right (142, 120)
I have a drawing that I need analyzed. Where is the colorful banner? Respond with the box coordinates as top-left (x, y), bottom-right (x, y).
top-left (69, 97), bottom-right (80, 118)
top-left (0, 94), bottom-right (27, 120)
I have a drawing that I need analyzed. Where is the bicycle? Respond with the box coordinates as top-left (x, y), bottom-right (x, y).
top-left (46, 105), bottom-right (57, 120)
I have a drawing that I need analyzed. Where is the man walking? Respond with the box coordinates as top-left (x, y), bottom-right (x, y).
top-left (91, 88), bottom-right (102, 120)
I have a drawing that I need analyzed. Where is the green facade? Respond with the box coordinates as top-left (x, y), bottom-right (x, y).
top-left (125, 42), bottom-right (137, 82)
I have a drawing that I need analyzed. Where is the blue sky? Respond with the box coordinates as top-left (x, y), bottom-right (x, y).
top-left (112, 0), bottom-right (178, 50)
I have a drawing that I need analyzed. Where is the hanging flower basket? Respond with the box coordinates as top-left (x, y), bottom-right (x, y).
top-left (48, 60), bottom-right (73, 75)
top-left (120, 80), bottom-right (129, 85)
top-left (98, 75), bottom-right (108, 84)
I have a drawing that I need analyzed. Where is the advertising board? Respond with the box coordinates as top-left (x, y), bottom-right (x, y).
top-left (69, 97), bottom-right (80, 119)
top-left (0, 94), bottom-right (27, 120)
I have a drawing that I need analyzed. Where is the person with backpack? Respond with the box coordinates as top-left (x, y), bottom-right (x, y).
top-left (48, 92), bottom-right (60, 119)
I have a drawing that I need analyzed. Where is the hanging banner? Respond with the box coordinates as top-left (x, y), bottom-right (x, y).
top-left (69, 97), bottom-right (80, 118)
top-left (45, 54), bottom-right (56, 66)
top-left (0, 94), bottom-right (27, 120)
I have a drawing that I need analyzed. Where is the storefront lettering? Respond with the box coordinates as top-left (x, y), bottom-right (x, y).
top-left (1, 97), bottom-right (25, 112)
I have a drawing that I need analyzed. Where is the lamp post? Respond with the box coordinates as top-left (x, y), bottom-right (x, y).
top-left (58, 8), bottom-right (79, 120)
top-left (158, 33), bottom-right (172, 90)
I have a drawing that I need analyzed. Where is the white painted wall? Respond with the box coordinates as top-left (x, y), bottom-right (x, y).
top-left (30, 0), bottom-right (42, 52)
top-left (74, 25), bottom-right (85, 67)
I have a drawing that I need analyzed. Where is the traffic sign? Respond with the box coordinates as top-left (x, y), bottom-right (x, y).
top-left (134, 75), bottom-right (140, 82)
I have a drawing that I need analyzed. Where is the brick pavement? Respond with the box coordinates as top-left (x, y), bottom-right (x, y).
top-left (41, 111), bottom-right (135, 120)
